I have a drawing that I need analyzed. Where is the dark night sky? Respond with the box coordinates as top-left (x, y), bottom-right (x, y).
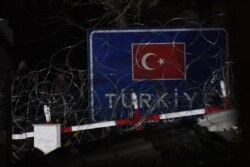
top-left (2, 0), bottom-right (232, 70)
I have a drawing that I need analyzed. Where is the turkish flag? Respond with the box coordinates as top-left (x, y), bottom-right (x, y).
top-left (132, 43), bottom-right (186, 80)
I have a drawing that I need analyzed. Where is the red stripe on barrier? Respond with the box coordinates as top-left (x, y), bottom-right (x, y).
top-left (205, 99), bottom-right (233, 113)
top-left (116, 119), bottom-right (135, 126)
top-left (205, 97), bottom-right (233, 113)
top-left (61, 127), bottom-right (72, 133)
top-left (116, 114), bottom-right (161, 126)
top-left (205, 106), bottom-right (224, 113)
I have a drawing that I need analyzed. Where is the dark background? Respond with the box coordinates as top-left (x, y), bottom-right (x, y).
top-left (1, 0), bottom-right (233, 69)
top-left (1, 0), bottom-right (250, 166)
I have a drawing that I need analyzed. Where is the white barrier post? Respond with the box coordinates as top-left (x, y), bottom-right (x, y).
top-left (43, 105), bottom-right (51, 123)
top-left (33, 124), bottom-right (61, 154)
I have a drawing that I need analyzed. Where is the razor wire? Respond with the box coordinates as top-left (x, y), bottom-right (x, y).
top-left (11, 0), bottom-right (236, 162)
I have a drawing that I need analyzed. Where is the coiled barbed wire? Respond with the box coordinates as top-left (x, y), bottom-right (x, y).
top-left (11, 0), bottom-right (236, 163)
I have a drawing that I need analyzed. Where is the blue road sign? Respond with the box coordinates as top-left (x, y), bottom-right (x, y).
top-left (88, 28), bottom-right (228, 122)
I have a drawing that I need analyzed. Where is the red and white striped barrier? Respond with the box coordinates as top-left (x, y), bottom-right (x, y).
top-left (12, 106), bottom-right (229, 140)
top-left (43, 105), bottom-right (51, 123)
top-left (12, 132), bottom-right (34, 140)
top-left (12, 81), bottom-right (233, 140)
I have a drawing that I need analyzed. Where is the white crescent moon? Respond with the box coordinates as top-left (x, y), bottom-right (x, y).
top-left (141, 52), bottom-right (156, 71)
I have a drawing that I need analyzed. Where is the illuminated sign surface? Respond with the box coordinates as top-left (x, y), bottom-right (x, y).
top-left (88, 28), bottom-right (227, 122)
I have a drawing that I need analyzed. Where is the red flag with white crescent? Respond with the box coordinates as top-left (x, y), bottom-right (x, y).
top-left (132, 43), bottom-right (186, 80)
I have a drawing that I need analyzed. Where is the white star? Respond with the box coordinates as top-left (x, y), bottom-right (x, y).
top-left (158, 58), bottom-right (165, 65)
